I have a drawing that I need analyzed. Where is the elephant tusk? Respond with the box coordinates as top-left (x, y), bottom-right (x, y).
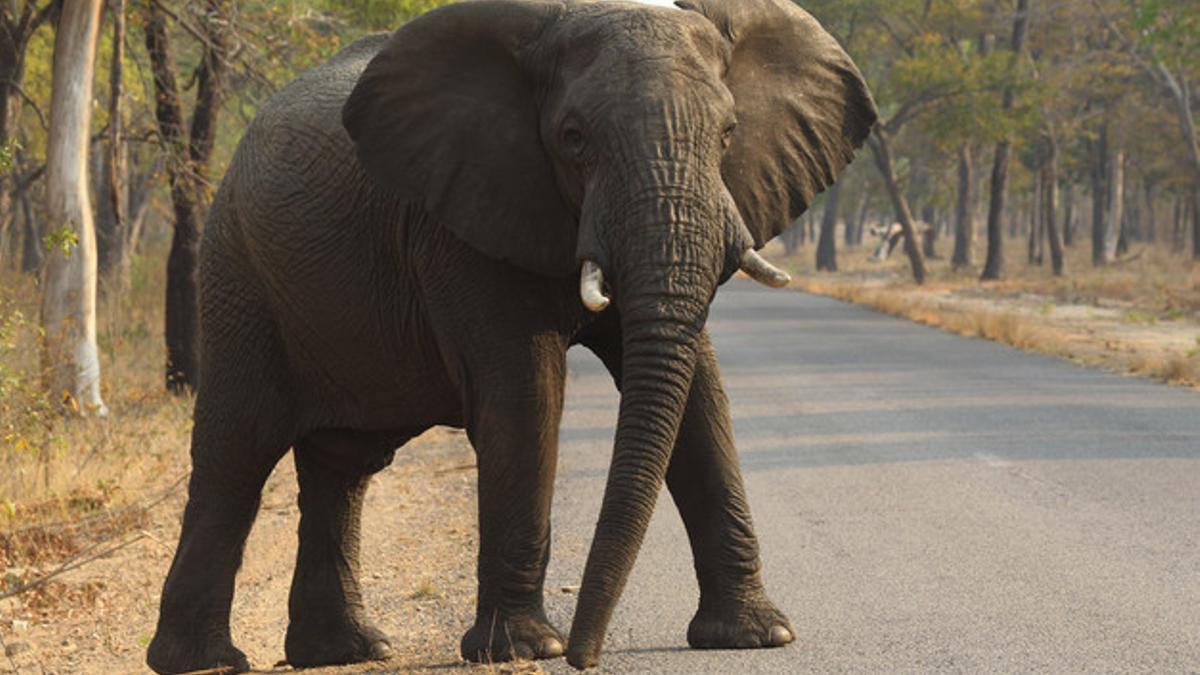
top-left (580, 260), bottom-right (611, 312)
top-left (740, 249), bottom-right (791, 288)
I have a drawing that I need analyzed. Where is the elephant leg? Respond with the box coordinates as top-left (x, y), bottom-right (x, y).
top-left (147, 249), bottom-right (296, 675)
top-left (459, 340), bottom-right (567, 663)
top-left (146, 389), bottom-right (292, 674)
top-left (582, 323), bottom-right (792, 651)
top-left (667, 338), bottom-right (793, 650)
top-left (284, 431), bottom-right (400, 668)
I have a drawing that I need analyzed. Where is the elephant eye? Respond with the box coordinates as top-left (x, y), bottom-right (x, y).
top-left (721, 121), bottom-right (738, 149)
top-left (563, 126), bottom-right (586, 157)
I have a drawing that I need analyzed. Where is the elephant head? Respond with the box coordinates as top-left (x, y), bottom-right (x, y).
top-left (342, 0), bottom-right (876, 666)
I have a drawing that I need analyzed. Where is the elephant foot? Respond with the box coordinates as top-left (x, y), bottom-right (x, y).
top-left (687, 591), bottom-right (795, 650)
top-left (285, 615), bottom-right (394, 668)
top-left (146, 630), bottom-right (249, 675)
top-left (460, 610), bottom-right (565, 663)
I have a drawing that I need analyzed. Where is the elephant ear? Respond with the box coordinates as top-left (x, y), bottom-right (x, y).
top-left (677, 0), bottom-right (877, 248)
top-left (343, 0), bottom-right (576, 277)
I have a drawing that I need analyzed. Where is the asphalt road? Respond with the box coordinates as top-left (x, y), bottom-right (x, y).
top-left (542, 280), bottom-right (1200, 673)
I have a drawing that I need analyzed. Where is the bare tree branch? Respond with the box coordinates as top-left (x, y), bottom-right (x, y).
top-left (5, 78), bottom-right (45, 129)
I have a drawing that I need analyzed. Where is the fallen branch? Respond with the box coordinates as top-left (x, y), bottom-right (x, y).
top-left (5, 472), bottom-right (187, 538)
top-left (0, 532), bottom-right (148, 602)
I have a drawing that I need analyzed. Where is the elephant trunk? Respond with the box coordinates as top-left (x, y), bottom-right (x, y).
top-left (566, 260), bottom-right (710, 669)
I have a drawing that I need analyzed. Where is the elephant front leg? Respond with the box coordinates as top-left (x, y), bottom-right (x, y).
top-left (583, 324), bottom-right (792, 652)
top-left (666, 336), bottom-right (794, 651)
top-left (460, 362), bottom-right (567, 663)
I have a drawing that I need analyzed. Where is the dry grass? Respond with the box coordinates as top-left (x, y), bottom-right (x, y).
top-left (0, 248), bottom-right (193, 620)
top-left (778, 233), bottom-right (1200, 389)
top-left (803, 280), bottom-right (1064, 352)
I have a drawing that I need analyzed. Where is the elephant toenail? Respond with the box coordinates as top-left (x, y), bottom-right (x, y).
top-left (541, 637), bottom-right (565, 658)
top-left (371, 640), bottom-right (395, 660)
top-left (513, 642), bottom-right (536, 659)
top-left (769, 625), bottom-right (793, 646)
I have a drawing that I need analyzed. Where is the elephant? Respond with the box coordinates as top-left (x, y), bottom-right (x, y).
top-left (145, 0), bottom-right (877, 672)
top-left (868, 221), bottom-right (933, 262)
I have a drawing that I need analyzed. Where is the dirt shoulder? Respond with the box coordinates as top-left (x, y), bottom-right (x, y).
top-left (1, 428), bottom-right (509, 674)
top-left (769, 245), bottom-right (1200, 391)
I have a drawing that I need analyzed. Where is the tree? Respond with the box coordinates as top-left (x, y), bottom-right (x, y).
top-left (145, 0), bottom-right (230, 392)
top-left (1105, 0), bottom-right (1200, 258)
top-left (101, 0), bottom-right (127, 283)
top-left (40, 0), bottom-right (107, 415)
top-left (980, 0), bottom-right (1031, 281)
top-left (868, 124), bottom-right (927, 283)
top-left (1041, 133), bottom-right (1065, 274)
top-left (816, 181), bottom-right (841, 271)
top-left (951, 143), bottom-right (975, 268)
top-left (0, 0), bottom-right (57, 264)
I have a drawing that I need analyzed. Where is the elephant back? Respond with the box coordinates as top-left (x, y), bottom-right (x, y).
top-left (219, 34), bottom-right (396, 263)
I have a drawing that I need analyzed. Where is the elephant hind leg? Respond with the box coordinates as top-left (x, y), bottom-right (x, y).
top-left (284, 430), bottom-right (407, 668)
top-left (146, 388), bottom-right (294, 674)
top-left (148, 251), bottom-right (297, 675)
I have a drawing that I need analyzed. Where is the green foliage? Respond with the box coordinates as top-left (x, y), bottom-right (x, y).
top-left (321, 0), bottom-right (453, 31)
top-left (0, 295), bottom-right (56, 503)
top-left (43, 226), bottom-right (79, 257)
top-left (1130, 0), bottom-right (1200, 69)
top-left (0, 139), bottom-right (17, 173)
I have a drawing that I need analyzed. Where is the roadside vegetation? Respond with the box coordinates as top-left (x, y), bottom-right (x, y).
top-left (775, 235), bottom-right (1199, 388)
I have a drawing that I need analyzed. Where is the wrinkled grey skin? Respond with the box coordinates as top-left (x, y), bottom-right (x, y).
top-left (145, 1), bottom-right (877, 672)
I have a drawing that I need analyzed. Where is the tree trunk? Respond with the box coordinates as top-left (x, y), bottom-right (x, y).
top-left (1043, 137), bottom-right (1064, 275)
top-left (854, 193), bottom-right (869, 246)
top-left (921, 203), bottom-right (938, 258)
top-left (146, 4), bottom-right (199, 392)
top-left (1143, 180), bottom-right (1156, 243)
top-left (1028, 165), bottom-right (1044, 265)
top-left (867, 127), bottom-right (926, 284)
top-left (816, 181), bottom-right (841, 271)
top-left (1091, 122), bottom-right (1109, 266)
top-left (981, 136), bottom-right (1011, 281)
top-left (19, 182), bottom-right (40, 273)
top-left (1104, 147), bottom-right (1124, 263)
top-left (952, 144), bottom-right (974, 268)
top-left (98, 0), bottom-right (127, 283)
top-left (0, 23), bottom-right (25, 269)
top-left (781, 223), bottom-right (801, 255)
top-left (981, 0), bottom-right (1030, 281)
top-left (1193, 189), bottom-right (1200, 260)
top-left (845, 189), bottom-right (864, 246)
top-left (40, 0), bottom-right (107, 416)
top-left (1062, 181), bottom-right (1074, 246)
top-left (1172, 192), bottom-right (1184, 250)
top-left (124, 169), bottom-right (152, 261)
top-left (146, 0), bottom-right (229, 393)
top-left (1125, 176), bottom-right (1141, 243)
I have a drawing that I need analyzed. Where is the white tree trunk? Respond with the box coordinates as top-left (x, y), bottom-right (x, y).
top-left (1103, 147), bottom-right (1125, 264)
top-left (40, 0), bottom-right (107, 416)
